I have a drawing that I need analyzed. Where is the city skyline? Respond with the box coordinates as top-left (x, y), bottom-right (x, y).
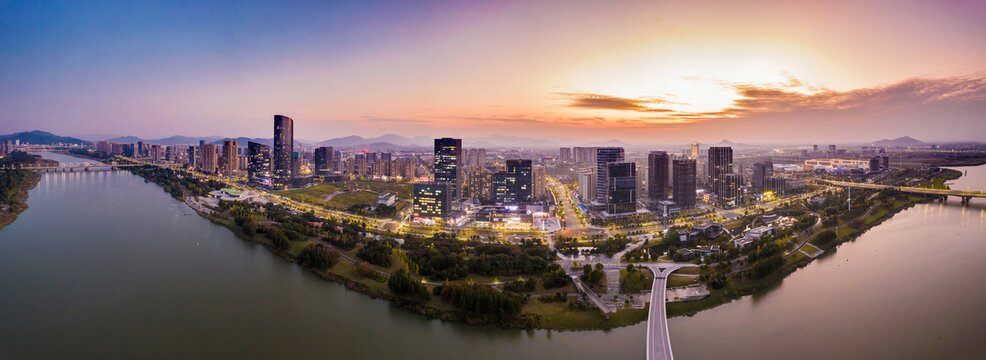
top-left (3, 0), bottom-right (986, 143)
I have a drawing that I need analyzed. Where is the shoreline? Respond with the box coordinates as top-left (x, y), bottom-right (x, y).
top-left (0, 172), bottom-right (41, 232)
top-left (112, 158), bottom-right (968, 331)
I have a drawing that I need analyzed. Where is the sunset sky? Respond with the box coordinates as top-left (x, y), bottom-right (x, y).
top-left (2, 0), bottom-right (985, 144)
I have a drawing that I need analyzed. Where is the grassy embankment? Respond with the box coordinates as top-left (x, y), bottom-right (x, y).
top-left (666, 169), bottom-right (963, 318)
top-left (280, 181), bottom-right (409, 212)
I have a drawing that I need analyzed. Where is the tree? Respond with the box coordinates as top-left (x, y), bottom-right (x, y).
top-left (268, 229), bottom-right (289, 250)
top-left (357, 240), bottom-right (392, 267)
top-left (299, 244), bottom-right (338, 269)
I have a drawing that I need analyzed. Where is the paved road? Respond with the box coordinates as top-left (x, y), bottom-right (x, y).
top-left (639, 262), bottom-right (697, 360)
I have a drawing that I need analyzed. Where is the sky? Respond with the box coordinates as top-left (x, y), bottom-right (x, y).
top-left (1, 0), bottom-right (985, 144)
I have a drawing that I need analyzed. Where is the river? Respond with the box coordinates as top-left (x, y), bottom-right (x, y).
top-left (0, 152), bottom-right (983, 359)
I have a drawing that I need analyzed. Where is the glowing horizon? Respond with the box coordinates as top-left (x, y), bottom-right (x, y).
top-left (2, 0), bottom-right (985, 143)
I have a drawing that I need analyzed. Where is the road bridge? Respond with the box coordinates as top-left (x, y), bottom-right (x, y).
top-left (20, 164), bottom-right (143, 171)
top-left (639, 262), bottom-right (698, 360)
top-left (820, 179), bottom-right (986, 204)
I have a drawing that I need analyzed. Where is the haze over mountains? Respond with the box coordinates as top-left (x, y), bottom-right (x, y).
top-left (0, 130), bottom-right (953, 149)
top-left (0, 130), bottom-right (89, 145)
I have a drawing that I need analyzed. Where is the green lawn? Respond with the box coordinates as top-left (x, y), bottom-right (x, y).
top-left (326, 191), bottom-right (378, 209)
top-left (522, 296), bottom-right (648, 330)
top-left (864, 208), bottom-right (889, 225)
top-left (675, 267), bottom-right (702, 275)
top-left (667, 275), bottom-right (697, 287)
top-left (800, 243), bottom-right (820, 255)
top-left (279, 184), bottom-right (342, 205)
top-left (331, 180), bottom-right (412, 199)
top-left (279, 184), bottom-right (379, 210)
top-left (287, 240), bottom-right (314, 257)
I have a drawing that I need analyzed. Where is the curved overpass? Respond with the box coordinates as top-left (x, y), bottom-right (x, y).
top-left (640, 262), bottom-right (698, 360)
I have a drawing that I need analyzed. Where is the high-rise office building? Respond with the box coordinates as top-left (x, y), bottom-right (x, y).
top-left (606, 162), bottom-right (637, 214)
top-left (273, 115), bottom-right (294, 184)
top-left (708, 146), bottom-right (733, 203)
top-left (467, 169), bottom-right (493, 203)
top-left (578, 168), bottom-right (595, 202)
top-left (413, 182), bottom-right (451, 221)
top-left (752, 160), bottom-right (773, 190)
top-left (869, 157), bottom-right (881, 172)
top-left (507, 159), bottom-right (533, 203)
top-left (186, 146), bottom-right (198, 168)
top-left (763, 176), bottom-right (787, 195)
top-left (434, 138), bottom-right (463, 199)
top-left (881, 156), bottom-right (889, 169)
top-left (673, 159), bottom-right (697, 209)
top-left (201, 144), bottom-right (217, 174)
top-left (222, 139), bottom-right (238, 176)
top-left (691, 143), bottom-right (699, 159)
top-left (595, 147), bottom-right (624, 203)
top-left (719, 173), bottom-right (743, 206)
top-left (533, 167), bottom-right (546, 201)
top-left (648, 151), bottom-right (669, 201)
top-left (248, 142), bottom-right (271, 182)
top-left (493, 172), bottom-right (517, 204)
top-left (314, 147), bottom-right (334, 175)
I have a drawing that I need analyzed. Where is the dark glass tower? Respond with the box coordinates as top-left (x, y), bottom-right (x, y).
top-left (707, 146), bottom-right (733, 203)
top-left (595, 147), bottom-right (624, 202)
top-left (606, 162), bottom-right (636, 214)
top-left (673, 158), bottom-right (697, 209)
top-left (648, 151), bottom-right (669, 200)
top-left (506, 159), bottom-right (532, 203)
top-left (248, 141), bottom-right (271, 182)
top-left (434, 138), bottom-right (462, 199)
top-left (314, 146), bottom-right (333, 175)
top-left (273, 115), bottom-right (294, 185)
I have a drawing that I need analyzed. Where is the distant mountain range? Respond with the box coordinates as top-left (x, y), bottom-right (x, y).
top-left (0, 130), bottom-right (90, 145)
top-left (869, 136), bottom-right (925, 147)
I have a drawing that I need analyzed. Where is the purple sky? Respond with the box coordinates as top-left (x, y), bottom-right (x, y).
top-left (2, 0), bottom-right (985, 143)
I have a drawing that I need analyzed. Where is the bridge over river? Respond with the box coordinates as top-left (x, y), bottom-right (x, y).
top-left (820, 179), bottom-right (986, 204)
top-left (568, 261), bottom-right (697, 360)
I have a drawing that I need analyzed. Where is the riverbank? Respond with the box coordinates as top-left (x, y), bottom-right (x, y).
top-left (0, 171), bottom-right (41, 232)
top-left (666, 168), bottom-right (964, 318)
top-left (122, 159), bottom-right (965, 331)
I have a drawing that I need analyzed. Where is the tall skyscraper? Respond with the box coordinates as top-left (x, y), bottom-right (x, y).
top-left (752, 160), bottom-right (773, 190)
top-left (578, 168), bottom-right (595, 201)
top-left (380, 153), bottom-right (392, 174)
top-left (648, 151), bottom-right (669, 201)
top-left (720, 173), bottom-right (743, 206)
top-left (186, 146), bottom-right (198, 168)
top-left (595, 147), bottom-right (624, 203)
top-left (533, 167), bottom-right (547, 201)
top-left (691, 143), bottom-right (699, 159)
top-left (222, 139), bottom-right (238, 176)
top-left (492, 172), bottom-right (517, 204)
top-left (247, 142), bottom-right (271, 182)
top-left (673, 159), bottom-right (697, 209)
top-left (708, 146), bottom-right (733, 204)
top-left (467, 168), bottom-right (493, 203)
top-left (201, 144), bottom-right (217, 174)
top-left (434, 138), bottom-right (463, 199)
top-left (273, 115), bottom-right (294, 184)
top-left (314, 146), bottom-right (334, 175)
top-left (606, 162), bottom-right (636, 214)
top-left (507, 159), bottom-right (532, 203)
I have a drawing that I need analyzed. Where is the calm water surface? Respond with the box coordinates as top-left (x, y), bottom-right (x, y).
top-left (0, 152), bottom-right (983, 359)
